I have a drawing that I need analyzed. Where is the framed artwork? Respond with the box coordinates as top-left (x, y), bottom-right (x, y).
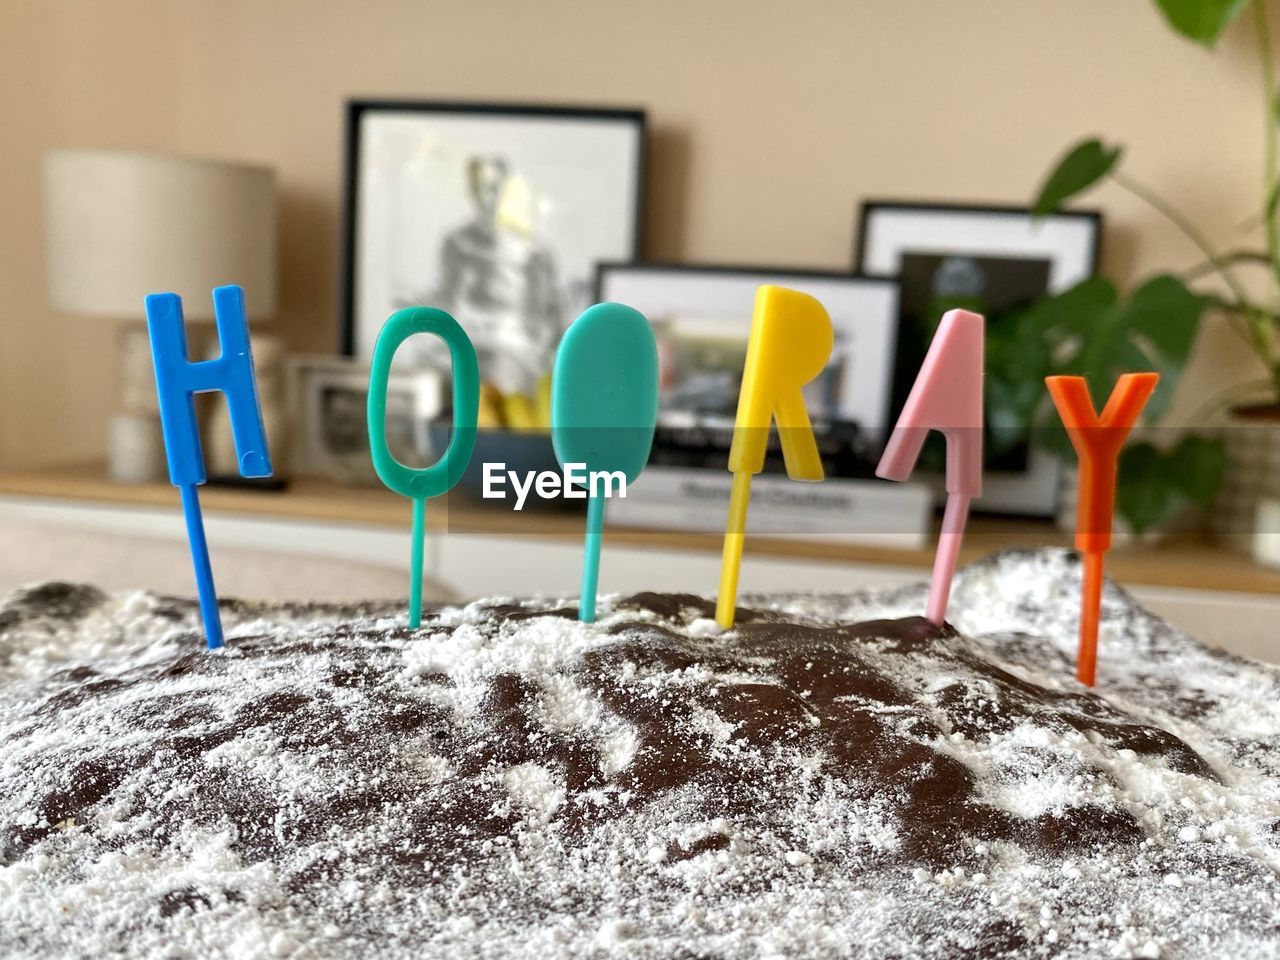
top-left (287, 355), bottom-right (441, 486)
top-left (856, 201), bottom-right (1102, 516)
top-left (595, 263), bottom-right (900, 477)
top-left (341, 100), bottom-right (646, 396)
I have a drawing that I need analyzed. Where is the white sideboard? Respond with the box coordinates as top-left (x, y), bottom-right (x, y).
top-left (0, 483), bottom-right (1275, 664)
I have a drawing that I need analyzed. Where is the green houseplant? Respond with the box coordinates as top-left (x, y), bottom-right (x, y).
top-left (1023, 0), bottom-right (1280, 535)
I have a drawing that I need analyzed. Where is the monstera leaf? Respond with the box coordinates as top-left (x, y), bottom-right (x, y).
top-left (1033, 139), bottom-right (1122, 216)
top-left (1116, 443), bottom-right (1184, 535)
top-left (998, 278), bottom-right (1117, 457)
top-left (1153, 0), bottom-right (1250, 46)
top-left (1073, 275), bottom-right (1206, 422)
top-left (1117, 435), bottom-right (1227, 534)
top-left (985, 280), bottom-right (1109, 455)
top-left (1167, 433), bottom-right (1229, 509)
top-left (1005, 275), bottom-right (1206, 459)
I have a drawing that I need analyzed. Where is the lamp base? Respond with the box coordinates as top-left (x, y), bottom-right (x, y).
top-left (108, 412), bottom-right (167, 484)
top-left (109, 325), bottom-right (167, 484)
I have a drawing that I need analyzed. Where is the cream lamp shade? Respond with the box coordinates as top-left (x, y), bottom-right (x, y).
top-left (43, 149), bottom-right (277, 321)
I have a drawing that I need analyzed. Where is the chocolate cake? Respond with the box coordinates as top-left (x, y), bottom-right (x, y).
top-left (2, 548), bottom-right (1279, 959)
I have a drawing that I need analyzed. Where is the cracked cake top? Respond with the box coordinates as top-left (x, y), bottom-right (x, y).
top-left (1, 548), bottom-right (1279, 959)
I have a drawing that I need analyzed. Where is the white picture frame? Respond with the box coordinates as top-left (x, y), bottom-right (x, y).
top-left (287, 355), bottom-right (442, 486)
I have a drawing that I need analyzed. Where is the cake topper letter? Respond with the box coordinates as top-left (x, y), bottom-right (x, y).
top-left (551, 302), bottom-right (659, 623)
top-left (368, 307), bottom-right (480, 629)
top-left (1046, 372), bottom-right (1158, 686)
top-left (146, 284), bottom-right (273, 650)
top-left (877, 309), bottom-right (985, 625)
top-left (716, 285), bottom-right (834, 629)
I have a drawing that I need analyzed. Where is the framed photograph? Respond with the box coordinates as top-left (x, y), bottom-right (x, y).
top-left (595, 263), bottom-right (900, 477)
top-left (287, 355), bottom-right (442, 486)
top-left (856, 201), bottom-right (1102, 516)
top-left (342, 100), bottom-right (646, 395)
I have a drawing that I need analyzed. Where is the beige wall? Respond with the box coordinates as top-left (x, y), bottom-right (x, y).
top-left (1, 0), bottom-right (1269, 467)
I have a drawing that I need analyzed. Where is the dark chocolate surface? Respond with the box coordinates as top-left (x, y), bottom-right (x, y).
top-left (1, 549), bottom-right (1278, 959)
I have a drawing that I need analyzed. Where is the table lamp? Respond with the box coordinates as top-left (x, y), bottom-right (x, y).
top-left (43, 149), bottom-right (277, 483)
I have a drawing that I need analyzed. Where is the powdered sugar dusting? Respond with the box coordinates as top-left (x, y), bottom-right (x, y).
top-left (2, 550), bottom-right (1279, 958)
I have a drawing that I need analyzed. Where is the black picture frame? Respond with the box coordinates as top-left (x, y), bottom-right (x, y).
top-left (340, 99), bottom-right (647, 379)
top-left (595, 261), bottom-right (901, 478)
top-left (854, 200), bottom-right (1102, 281)
top-left (856, 200), bottom-right (1102, 516)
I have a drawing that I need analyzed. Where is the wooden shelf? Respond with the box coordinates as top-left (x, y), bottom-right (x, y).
top-left (0, 464), bottom-right (1276, 596)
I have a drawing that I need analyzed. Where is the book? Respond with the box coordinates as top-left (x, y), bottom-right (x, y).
top-left (608, 466), bottom-right (933, 549)
top-left (648, 416), bottom-right (881, 478)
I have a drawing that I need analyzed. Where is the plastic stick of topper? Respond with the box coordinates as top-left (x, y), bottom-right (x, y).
top-left (368, 307), bottom-right (479, 628)
top-left (1045, 372), bottom-right (1158, 687)
top-left (715, 286), bottom-right (834, 629)
top-left (551, 302), bottom-right (659, 623)
top-left (145, 285), bottom-right (273, 650)
top-left (876, 309), bottom-right (985, 626)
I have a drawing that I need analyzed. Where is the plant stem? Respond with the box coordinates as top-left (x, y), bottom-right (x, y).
top-left (1188, 377), bottom-right (1277, 423)
top-left (1181, 248), bottom-right (1272, 282)
top-left (1254, 0), bottom-right (1280, 294)
top-left (1108, 169), bottom-right (1251, 306)
top-left (1205, 294), bottom-right (1280, 359)
top-left (1253, 0), bottom-right (1280, 397)
top-left (1110, 168), bottom-right (1280, 390)
top-left (1202, 293), bottom-right (1280, 324)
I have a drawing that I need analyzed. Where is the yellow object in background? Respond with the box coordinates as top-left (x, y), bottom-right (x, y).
top-left (502, 391), bottom-right (539, 431)
top-left (716, 285), bottom-right (834, 628)
top-left (478, 383), bottom-right (505, 430)
top-left (474, 378), bottom-right (552, 432)
top-left (535, 373), bottom-right (553, 429)
top-left (496, 172), bottom-right (535, 238)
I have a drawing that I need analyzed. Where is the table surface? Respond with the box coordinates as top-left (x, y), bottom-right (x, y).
top-left (0, 464), bottom-right (1276, 596)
